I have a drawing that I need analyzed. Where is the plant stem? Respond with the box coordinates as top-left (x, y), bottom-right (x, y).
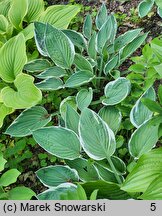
top-left (106, 156), bottom-right (122, 184)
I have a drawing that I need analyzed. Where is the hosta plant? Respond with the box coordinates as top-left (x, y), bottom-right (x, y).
top-left (0, 153), bottom-right (35, 200)
top-left (0, 0), bottom-right (80, 46)
top-left (4, 4), bottom-right (162, 200)
top-left (138, 0), bottom-right (162, 18)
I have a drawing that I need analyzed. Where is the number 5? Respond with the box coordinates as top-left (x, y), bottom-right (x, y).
top-left (150, 203), bottom-right (156, 211)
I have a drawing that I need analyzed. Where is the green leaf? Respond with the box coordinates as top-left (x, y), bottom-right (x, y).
top-left (5, 106), bottom-right (51, 137)
top-left (96, 15), bottom-right (117, 53)
top-left (142, 98), bottom-right (162, 114)
top-left (36, 77), bottom-right (63, 91)
top-left (0, 169), bottom-right (21, 187)
top-left (33, 126), bottom-right (81, 159)
top-left (8, 187), bottom-right (36, 200)
top-left (0, 103), bottom-right (14, 128)
top-left (114, 29), bottom-right (142, 51)
top-left (45, 23), bottom-right (75, 69)
top-left (60, 96), bottom-right (77, 121)
top-left (0, 153), bottom-right (7, 172)
top-left (129, 64), bottom-right (145, 74)
top-left (90, 190), bottom-right (98, 200)
top-left (129, 119), bottom-right (159, 158)
top-left (83, 14), bottom-right (92, 40)
top-left (158, 85), bottom-right (162, 105)
top-left (130, 87), bottom-right (156, 128)
top-left (104, 55), bottom-right (119, 75)
top-left (88, 32), bottom-right (97, 60)
top-left (94, 163), bottom-right (117, 183)
top-left (1, 73), bottom-right (42, 109)
top-left (24, 59), bottom-right (51, 73)
top-left (120, 33), bottom-right (148, 62)
top-left (37, 183), bottom-right (77, 200)
top-left (95, 3), bottom-right (107, 29)
top-left (0, 0), bottom-right (10, 16)
top-left (37, 66), bottom-right (66, 79)
top-left (8, 0), bottom-right (28, 30)
top-left (0, 34), bottom-right (27, 83)
top-left (96, 156), bottom-right (126, 175)
top-left (65, 105), bottom-right (79, 134)
top-left (34, 22), bottom-right (48, 56)
top-left (82, 180), bottom-right (130, 200)
top-left (99, 106), bottom-right (122, 134)
top-left (21, 23), bottom-right (34, 41)
top-left (64, 71), bottom-right (94, 88)
top-left (66, 158), bottom-right (99, 182)
top-left (25, 0), bottom-right (44, 23)
top-left (0, 15), bottom-right (9, 34)
top-left (63, 29), bottom-right (87, 50)
top-left (138, 0), bottom-right (154, 18)
top-left (39, 5), bottom-right (80, 29)
top-left (103, 78), bottom-right (131, 106)
top-left (79, 108), bottom-right (116, 160)
top-left (139, 174), bottom-right (162, 200)
top-left (74, 54), bottom-right (93, 72)
top-left (154, 63), bottom-right (162, 77)
top-left (76, 88), bottom-right (93, 111)
top-left (36, 165), bottom-right (79, 187)
top-left (121, 148), bottom-right (162, 193)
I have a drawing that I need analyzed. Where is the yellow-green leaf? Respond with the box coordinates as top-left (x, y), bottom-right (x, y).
top-left (25, 0), bottom-right (44, 23)
top-left (39, 5), bottom-right (80, 29)
top-left (1, 73), bottom-right (42, 109)
top-left (0, 34), bottom-right (27, 83)
top-left (8, 0), bottom-right (28, 30)
top-left (0, 103), bottom-right (14, 128)
top-left (0, 14), bottom-right (9, 34)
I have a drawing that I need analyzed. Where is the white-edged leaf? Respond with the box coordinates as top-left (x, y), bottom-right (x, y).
top-left (32, 126), bottom-right (81, 159)
top-left (79, 108), bottom-right (116, 160)
top-left (99, 106), bottom-right (122, 134)
top-left (128, 119), bottom-right (159, 158)
top-left (36, 77), bottom-right (63, 91)
top-left (74, 53), bottom-right (93, 72)
top-left (5, 106), bottom-right (51, 137)
top-left (76, 87), bottom-right (93, 111)
top-left (45, 23), bottom-right (75, 69)
top-left (138, 0), bottom-right (154, 18)
top-left (83, 14), bottom-right (92, 40)
top-left (103, 77), bottom-right (131, 105)
top-left (36, 165), bottom-right (79, 187)
top-left (64, 71), bottom-right (94, 88)
top-left (60, 96), bottom-right (77, 121)
top-left (104, 55), bottom-right (119, 75)
top-left (24, 59), bottom-right (51, 73)
top-left (130, 87), bottom-right (156, 128)
top-left (37, 66), bottom-right (66, 79)
top-left (95, 3), bottom-right (108, 29)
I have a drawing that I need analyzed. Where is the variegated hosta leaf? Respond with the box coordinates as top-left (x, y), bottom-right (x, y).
top-left (96, 15), bottom-right (117, 54)
top-left (25, 0), bottom-right (44, 23)
top-left (0, 34), bottom-right (27, 83)
top-left (99, 106), bottom-right (122, 134)
top-left (37, 66), bottom-right (66, 79)
top-left (79, 108), bottom-right (116, 160)
top-left (8, 0), bottom-right (28, 30)
top-left (130, 87), bottom-right (156, 128)
top-left (32, 126), bottom-right (81, 160)
top-left (74, 53), bottom-right (93, 72)
top-left (95, 3), bottom-right (108, 30)
top-left (36, 165), bottom-right (79, 187)
top-left (103, 78), bottom-right (131, 106)
top-left (0, 103), bottom-right (14, 128)
top-left (5, 106), bottom-right (51, 137)
top-left (36, 77), bottom-right (63, 91)
top-left (65, 105), bottom-right (79, 134)
top-left (138, 0), bottom-right (154, 18)
top-left (45, 23), bottom-right (75, 69)
top-left (128, 119), bottom-right (159, 158)
top-left (76, 88), bottom-right (93, 111)
top-left (1, 73), bottom-right (42, 109)
top-left (64, 71), bottom-right (94, 88)
top-left (39, 5), bottom-right (80, 29)
top-left (83, 14), bottom-right (92, 40)
top-left (60, 96), bottom-right (77, 121)
top-left (24, 59), bottom-right (51, 73)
